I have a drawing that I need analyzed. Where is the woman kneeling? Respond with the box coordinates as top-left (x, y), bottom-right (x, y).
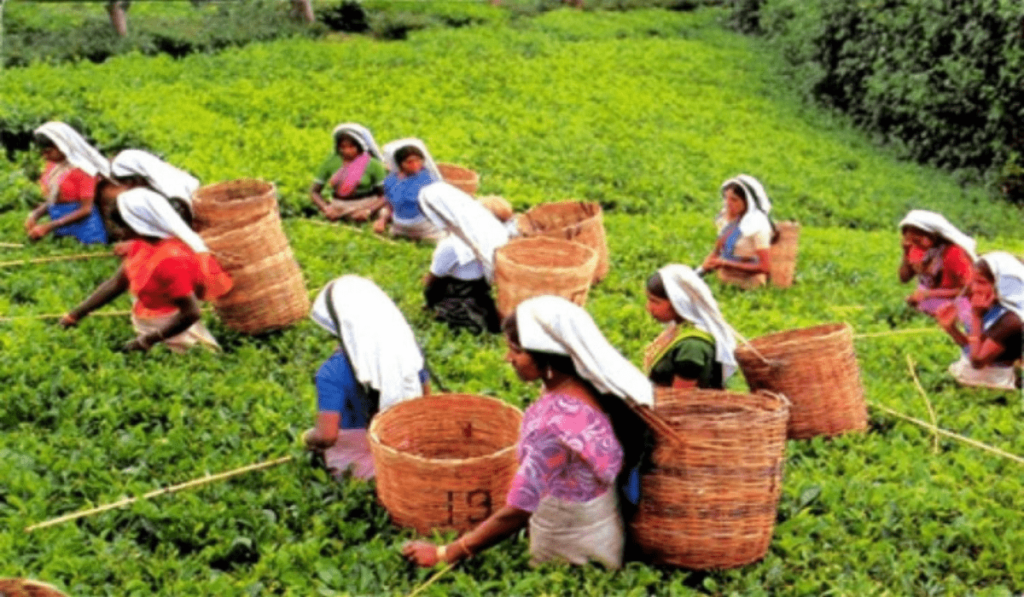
top-left (701, 175), bottom-right (773, 289)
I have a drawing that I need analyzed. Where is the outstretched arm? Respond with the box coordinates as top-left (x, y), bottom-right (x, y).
top-left (61, 266), bottom-right (130, 326)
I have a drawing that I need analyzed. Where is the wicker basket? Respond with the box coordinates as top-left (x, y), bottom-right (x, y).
top-left (0, 579), bottom-right (68, 597)
top-left (494, 237), bottom-right (598, 318)
top-left (518, 201), bottom-right (609, 283)
top-left (194, 181), bottom-right (310, 335)
top-left (631, 389), bottom-right (788, 570)
top-left (191, 179), bottom-right (277, 231)
top-left (769, 221), bottom-right (800, 288)
top-left (369, 394), bottom-right (523, 534)
top-left (735, 323), bottom-right (867, 439)
top-left (437, 163), bottom-right (480, 196)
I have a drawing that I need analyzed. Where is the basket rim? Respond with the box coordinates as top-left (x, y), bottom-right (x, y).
top-left (735, 322), bottom-right (851, 354)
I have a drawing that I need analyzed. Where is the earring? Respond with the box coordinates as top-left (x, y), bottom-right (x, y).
top-left (544, 366), bottom-right (554, 381)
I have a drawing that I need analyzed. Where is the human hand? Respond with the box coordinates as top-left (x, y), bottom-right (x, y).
top-left (112, 241), bottom-right (133, 257)
top-left (323, 205), bottom-right (342, 221)
top-left (301, 428), bottom-right (323, 451)
top-left (59, 313), bottom-right (79, 329)
top-left (906, 289), bottom-right (925, 306)
top-left (701, 255), bottom-right (719, 271)
top-left (121, 336), bottom-right (153, 353)
top-left (28, 224), bottom-right (50, 241)
top-left (372, 218), bottom-right (387, 235)
top-left (401, 540), bottom-right (443, 567)
top-left (24, 216), bottom-right (37, 233)
top-left (934, 302), bottom-right (958, 329)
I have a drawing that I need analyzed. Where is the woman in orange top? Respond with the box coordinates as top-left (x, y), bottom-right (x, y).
top-left (61, 182), bottom-right (231, 353)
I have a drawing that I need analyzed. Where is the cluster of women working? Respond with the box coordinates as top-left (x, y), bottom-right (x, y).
top-left (22, 120), bottom-right (1024, 571)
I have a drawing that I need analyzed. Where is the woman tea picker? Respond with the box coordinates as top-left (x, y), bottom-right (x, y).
top-left (700, 175), bottom-right (774, 289)
top-left (24, 122), bottom-right (108, 245)
top-left (936, 252), bottom-right (1023, 390)
top-left (373, 138), bottom-right (444, 242)
top-left (897, 210), bottom-right (975, 328)
top-left (418, 182), bottom-right (509, 334)
top-left (302, 275), bottom-right (430, 479)
top-left (644, 264), bottom-right (738, 389)
top-left (110, 149), bottom-right (200, 209)
top-left (404, 296), bottom-right (652, 570)
top-left (60, 178), bottom-right (232, 353)
top-left (309, 123), bottom-right (387, 223)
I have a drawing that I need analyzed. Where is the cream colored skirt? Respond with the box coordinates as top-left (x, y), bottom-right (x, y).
top-left (528, 490), bottom-right (624, 569)
top-left (131, 312), bottom-right (220, 355)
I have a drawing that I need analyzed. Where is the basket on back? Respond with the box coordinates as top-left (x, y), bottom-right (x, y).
top-left (494, 237), bottom-right (598, 318)
top-left (437, 163), bottom-right (480, 196)
top-left (517, 201), bottom-right (609, 283)
top-left (769, 221), bottom-right (800, 288)
top-left (369, 394), bottom-right (523, 534)
top-left (0, 579), bottom-right (68, 597)
top-left (632, 389), bottom-right (789, 570)
top-left (735, 323), bottom-right (867, 439)
top-left (192, 180), bottom-right (309, 335)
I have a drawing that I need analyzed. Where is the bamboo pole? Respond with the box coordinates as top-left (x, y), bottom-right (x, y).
top-left (853, 328), bottom-right (941, 339)
top-left (24, 455), bottom-right (294, 532)
top-left (905, 355), bottom-right (940, 453)
top-left (0, 252), bottom-right (115, 268)
top-left (405, 563), bottom-right (456, 597)
top-left (303, 219), bottom-right (400, 246)
top-left (0, 242), bottom-right (24, 248)
top-left (0, 307), bottom-right (211, 324)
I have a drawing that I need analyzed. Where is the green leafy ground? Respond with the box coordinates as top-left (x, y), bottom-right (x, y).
top-left (2, 8), bottom-right (1023, 596)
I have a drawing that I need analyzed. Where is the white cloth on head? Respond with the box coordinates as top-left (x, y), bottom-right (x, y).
top-left (311, 275), bottom-right (425, 411)
top-left (332, 123), bottom-right (384, 162)
top-left (431, 236), bottom-right (485, 281)
top-left (111, 150), bottom-right (200, 207)
top-left (381, 137), bottom-right (442, 181)
top-left (719, 174), bottom-right (772, 237)
top-left (979, 252), bottom-right (1024, 323)
top-left (116, 188), bottom-right (210, 254)
top-left (515, 296), bottom-right (653, 407)
top-left (419, 181), bottom-right (510, 282)
top-left (33, 121), bottom-right (110, 178)
top-left (898, 210), bottom-right (978, 261)
top-left (658, 264), bottom-right (738, 380)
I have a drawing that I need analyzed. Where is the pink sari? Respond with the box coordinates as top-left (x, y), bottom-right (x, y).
top-left (328, 153), bottom-right (371, 199)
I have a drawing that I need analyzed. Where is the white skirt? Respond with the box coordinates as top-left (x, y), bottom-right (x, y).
top-left (528, 489), bottom-right (624, 569)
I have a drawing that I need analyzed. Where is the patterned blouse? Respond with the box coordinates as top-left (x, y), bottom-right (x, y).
top-left (505, 392), bottom-right (623, 513)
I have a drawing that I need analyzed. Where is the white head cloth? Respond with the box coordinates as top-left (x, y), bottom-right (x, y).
top-left (658, 264), bottom-right (738, 380)
top-left (419, 181), bottom-right (510, 281)
top-left (311, 275), bottom-right (425, 411)
top-left (898, 210), bottom-right (978, 261)
top-left (33, 121), bottom-right (110, 178)
top-left (381, 137), bottom-right (442, 181)
top-left (116, 188), bottom-right (210, 254)
top-left (719, 174), bottom-right (772, 236)
top-left (515, 296), bottom-right (654, 407)
top-left (332, 123), bottom-right (385, 162)
top-left (979, 252), bottom-right (1024, 323)
top-left (111, 149), bottom-right (200, 207)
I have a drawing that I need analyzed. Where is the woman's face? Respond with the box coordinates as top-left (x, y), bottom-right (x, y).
top-left (399, 154), bottom-right (424, 176)
top-left (41, 146), bottom-right (65, 163)
top-left (646, 292), bottom-right (676, 324)
top-left (337, 137), bottom-right (360, 161)
top-left (904, 227), bottom-right (935, 250)
top-left (724, 188), bottom-right (747, 220)
top-left (504, 337), bottom-right (541, 382)
top-left (968, 269), bottom-right (997, 311)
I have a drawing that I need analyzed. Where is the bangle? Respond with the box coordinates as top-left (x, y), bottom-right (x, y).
top-left (458, 536), bottom-right (473, 558)
top-left (63, 312), bottom-right (78, 325)
top-left (435, 544), bottom-right (447, 563)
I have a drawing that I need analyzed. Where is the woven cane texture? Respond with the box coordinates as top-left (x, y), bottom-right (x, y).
top-left (517, 201), bottom-right (609, 283)
top-left (735, 323), bottom-right (867, 439)
top-left (437, 163), bottom-right (480, 196)
top-left (191, 179), bottom-right (276, 230)
top-left (0, 579), bottom-right (68, 597)
top-left (369, 394), bottom-right (523, 534)
top-left (494, 237), bottom-right (597, 318)
top-left (632, 389), bottom-right (788, 570)
top-left (769, 221), bottom-right (800, 288)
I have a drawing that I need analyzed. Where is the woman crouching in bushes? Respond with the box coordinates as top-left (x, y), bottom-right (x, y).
top-left (302, 275), bottom-right (430, 479)
top-left (60, 182), bottom-right (232, 353)
top-left (700, 175), bottom-right (774, 289)
top-left (644, 265), bottom-right (737, 390)
top-left (403, 296), bottom-right (652, 569)
top-left (897, 210), bottom-right (975, 329)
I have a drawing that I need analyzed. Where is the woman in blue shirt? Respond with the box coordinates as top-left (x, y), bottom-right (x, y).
top-left (373, 138), bottom-right (445, 242)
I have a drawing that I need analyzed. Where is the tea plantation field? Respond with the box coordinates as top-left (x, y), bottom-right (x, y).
top-left (1, 7), bottom-right (1023, 596)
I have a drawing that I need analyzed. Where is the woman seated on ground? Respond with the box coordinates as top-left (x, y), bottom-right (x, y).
top-left (897, 210), bottom-right (975, 328)
top-left (373, 138), bottom-right (444, 242)
top-left (24, 122), bottom-right (108, 245)
top-left (644, 264), bottom-right (738, 390)
top-left (309, 124), bottom-right (387, 223)
top-left (418, 182), bottom-right (509, 334)
top-left (60, 181), bottom-right (232, 353)
top-left (937, 252), bottom-right (1023, 390)
top-left (403, 296), bottom-right (652, 570)
top-left (700, 175), bottom-right (774, 289)
top-left (302, 275), bottom-right (430, 479)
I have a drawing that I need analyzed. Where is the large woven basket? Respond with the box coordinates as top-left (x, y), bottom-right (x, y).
top-left (494, 237), bottom-right (597, 318)
top-left (369, 394), bottom-right (523, 534)
top-left (769, 221), bottom-right (800, 288)
top-left (0, 579), bottom-right (68, 597)
top-left (437, 163), bottom-right (480, 196)
top-left (194, 180), bottom-right (309, 335)
top-left (735, 323), bottom-right (867, 439)
top-left (517, 201), bottom-right (609, 283)
top-left (632, 389), bottom-right (788, 570)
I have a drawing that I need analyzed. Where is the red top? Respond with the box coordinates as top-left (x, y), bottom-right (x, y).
top-left (908, 244), bottom-right (973, 289)
top-left (122, 239), bottom-right (233, 318)
top-left (41, 162), bottom-right (97, 203)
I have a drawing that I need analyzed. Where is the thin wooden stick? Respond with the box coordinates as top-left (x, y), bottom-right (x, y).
top-left (24, 455), bottom-right (294, 532)
top-left (867, 402), bottom-right (1024, 466)
top-left (0, 307), bottom-right (211, 323)
top-left (405, 563), bottom-right (456, 597)
top-left (854, 328), bottom-right (942, 339)
top-left (0, 242), bottom-right (24, 248)
top-left (905, 354), bottom-right (939, 453)
top-left (303, 219), bottom-right (401, 246)
top-left (0, 252), bottom-right (114, 268)
top-left (726, 322), bottom-right (772, 367)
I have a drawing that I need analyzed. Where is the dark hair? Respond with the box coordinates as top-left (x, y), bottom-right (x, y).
top-left (394, 145), bottom-right (425, 167)
top-left (646, 272), bottom-right (667, 299)
top-left (722, 182), bottom-right (749, 211)
top-left (975, 259), bottom-right (995, 283)
top-left (900, 225), bottom-right (942, 246)
top-left (33, 133), bottom-right (56, 150)
top-left (335, 132), bottom-right (364, 155)
top-left (501, 313), bottom-right (579, 378)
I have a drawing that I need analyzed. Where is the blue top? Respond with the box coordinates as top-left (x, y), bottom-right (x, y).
top-left (48, 202), bottom-right (108, 245)
top-left (383, 169), bottom-right (436, 223)
top-left (316, 350), bottom-right (429, 430)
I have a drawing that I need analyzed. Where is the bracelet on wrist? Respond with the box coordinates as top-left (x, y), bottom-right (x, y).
top-left (435, 544), bottom-right (447, 563)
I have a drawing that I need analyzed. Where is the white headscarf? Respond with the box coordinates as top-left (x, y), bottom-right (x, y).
top-left (116, 188), bottom-right (210, 254)
top-left (898, 210), bottom-right (978, 261)
top-left (719, 174), bottom-right (772, 236)
top-left (33, 121), bottom-right (110, 178)
top-left (979, 252), bottom-right (1024, 323)
top-left (419, 181), bottom-right (510, 282)
top-left (332, 123), bottom-right (384, 162)
top-left (658, 264), bottom-right (738, 380)
top-left (311, 275), bottom-right (425, 411)
top-left (110, 150), bottom-right (200, 208)
top-left (515, 296), bottom-right (654, 407)
top-left (381, 137), bottom-right (442, 181)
